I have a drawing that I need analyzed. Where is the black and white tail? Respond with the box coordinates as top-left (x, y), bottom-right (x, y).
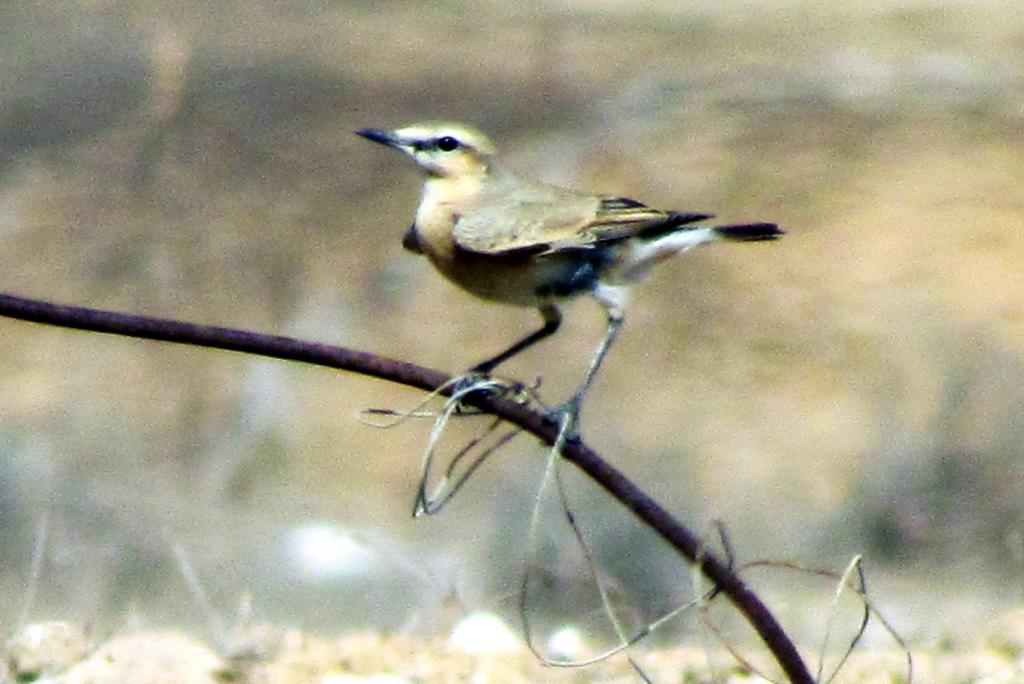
top-left (620, 220), bottom-right (784, 279)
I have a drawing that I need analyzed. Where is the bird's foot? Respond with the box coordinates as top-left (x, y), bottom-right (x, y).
top-left (544, 395), bottom-right (582, 443)
top-left (448, 371), bottom-right (522, 413)
top-left (449, 371), bottom-right (492, 412)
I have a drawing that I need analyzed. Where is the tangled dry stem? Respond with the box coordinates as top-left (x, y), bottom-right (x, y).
top-left (0, 291), bottom-right (814, 684)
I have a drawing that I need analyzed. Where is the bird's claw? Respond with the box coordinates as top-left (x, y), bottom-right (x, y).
top-left (448, 371), bottom-right (525, 413)
top-left (545, 396), bottom-right (582, 443)
top-left (448, 371), bottom-right (492, 413)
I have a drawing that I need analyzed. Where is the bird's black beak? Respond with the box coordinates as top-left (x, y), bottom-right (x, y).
top-left (356, 127), bottom-right (402, 148)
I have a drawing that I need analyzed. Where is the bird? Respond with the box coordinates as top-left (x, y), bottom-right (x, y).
top-left (357, 122), bottom-right (782, 436)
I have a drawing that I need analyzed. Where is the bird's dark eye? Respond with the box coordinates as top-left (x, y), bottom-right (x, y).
top-left (435, 136), bottom-right (460, 152)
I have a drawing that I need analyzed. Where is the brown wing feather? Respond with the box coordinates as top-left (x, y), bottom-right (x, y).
top-left (453, 186), bottom-right (713, 255)
top-left (451, 174), bottom-right (600, 253)
top-left (585, 198), bottom-right (713, 241)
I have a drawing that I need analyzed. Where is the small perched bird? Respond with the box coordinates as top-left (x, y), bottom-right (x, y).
top-left (358, 122), bottom-right (782, 434)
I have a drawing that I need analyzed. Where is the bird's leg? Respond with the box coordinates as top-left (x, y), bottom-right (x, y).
top-left (548, 284), bottom-right (628, 439)
top-left (549, 313), bottom-right (623, 438)
top-left (450, 303), bottom-right (562, 407)
top-left (470, 303), bottom-right (562, 375)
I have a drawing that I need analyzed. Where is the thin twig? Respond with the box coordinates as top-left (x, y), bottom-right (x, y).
top-left (166, 530), bottom-right (230, 650)
top-left (741, 558), bottom-right (914, 683)
top-left (17, 512), bottom-right (51, 629)
top-left (0, 291), bottom-right (814, 684)
top-left (817, 555), bottom-right (868, 684)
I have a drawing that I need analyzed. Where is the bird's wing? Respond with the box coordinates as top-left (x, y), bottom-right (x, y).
top-left (453, 181), bottom-right (713, 255)
top-left (583, 198), bottom-right (713, 243)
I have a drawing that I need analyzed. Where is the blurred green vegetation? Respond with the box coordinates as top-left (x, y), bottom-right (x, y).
top-left (1, 0), bottom-right (1023, 647)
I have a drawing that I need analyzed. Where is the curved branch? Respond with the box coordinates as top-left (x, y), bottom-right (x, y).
top-left (0, 292), bottom-right (812, 683)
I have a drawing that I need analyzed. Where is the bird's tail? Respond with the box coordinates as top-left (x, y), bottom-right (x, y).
top-left (711, 222), bottom-right (784, 241)
top-left (617, 221), bottom-right (783, 281)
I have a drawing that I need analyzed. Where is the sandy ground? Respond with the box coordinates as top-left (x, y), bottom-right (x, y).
top-left (7, 612), bottom-right (1024, 684)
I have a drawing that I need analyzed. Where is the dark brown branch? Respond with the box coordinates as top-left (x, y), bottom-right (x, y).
top-left (0, 292), bottom-right (813, 684)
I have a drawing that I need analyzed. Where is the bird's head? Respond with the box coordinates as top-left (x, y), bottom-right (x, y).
top-left (356, 122), bottom-right (496, 178)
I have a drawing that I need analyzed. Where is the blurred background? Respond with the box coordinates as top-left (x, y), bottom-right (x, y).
top-left (1, 0), bottom-right (1022, 656)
